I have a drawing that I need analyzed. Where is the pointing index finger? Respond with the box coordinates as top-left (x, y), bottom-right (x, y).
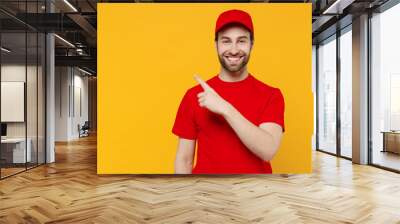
top-left (194, 74), bottom-right (212, 91)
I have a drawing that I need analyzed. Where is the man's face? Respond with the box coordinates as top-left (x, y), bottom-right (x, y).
top-left (216, 25), bottom-right (253, 73)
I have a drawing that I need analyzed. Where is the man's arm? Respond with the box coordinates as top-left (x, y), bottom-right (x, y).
top-left (174, 138), bottom-right (196, 174)
top-left (223, 107), bottom-right (283, 161)
top-left (195, 75), bottom-right (283, 161)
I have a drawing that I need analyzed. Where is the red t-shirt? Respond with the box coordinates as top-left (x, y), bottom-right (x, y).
top-left (172, 74), bottom-right (285, 174)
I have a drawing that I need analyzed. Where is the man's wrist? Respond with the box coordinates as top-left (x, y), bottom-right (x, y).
top-left (222, 102), bottom-right (236, 119)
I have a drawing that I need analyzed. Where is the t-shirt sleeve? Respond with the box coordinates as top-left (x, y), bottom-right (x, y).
top-left (172, 90), bottom-right (198, 139)
top-left (259, 88), bottom-right (285, 132)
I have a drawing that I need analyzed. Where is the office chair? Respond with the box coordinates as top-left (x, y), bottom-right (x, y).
top-left (79, 121), bottom-right (90, 138)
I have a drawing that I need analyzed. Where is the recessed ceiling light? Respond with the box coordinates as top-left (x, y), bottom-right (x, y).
top-left (323, 0), bottom-right (355, 15)
top-left (54, 34), bottom-right (75, 48)
top-left (63, 0), bottom-right (78, 12)
top-left (1, 47), bottom-right (11, 53)
top-left (77, 67), bottom-right (93, 76)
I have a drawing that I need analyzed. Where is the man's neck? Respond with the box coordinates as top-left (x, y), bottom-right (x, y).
top-left (218, 68), bottom-right (249, 82)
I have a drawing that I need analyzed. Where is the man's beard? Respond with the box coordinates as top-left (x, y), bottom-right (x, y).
top-left (218, 53), bottom-right (250, 73)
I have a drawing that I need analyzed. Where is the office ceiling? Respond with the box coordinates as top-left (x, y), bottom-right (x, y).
top-left (0, 0), bottom-right (97, 74)
top-left (312, 0), bottom-right (390, 43)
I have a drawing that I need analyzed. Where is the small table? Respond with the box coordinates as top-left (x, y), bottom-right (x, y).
top-left (1, 138), bottom-right (32, 164)
top-left (381, 131), bottom-right (400, 154)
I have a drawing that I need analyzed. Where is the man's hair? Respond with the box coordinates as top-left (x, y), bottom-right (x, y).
top-left (214, 23), bottom-right (254, 43)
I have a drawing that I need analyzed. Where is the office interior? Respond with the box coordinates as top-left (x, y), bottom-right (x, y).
top-left (313, 0), bottom-right (400, 172)
top-left (0, 0), bottom-right (97, 179)
top-left (0, 0), bottom-right (399, 222)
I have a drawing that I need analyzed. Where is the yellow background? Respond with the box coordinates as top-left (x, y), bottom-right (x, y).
top-left (98, 3), bottom-right (312, 174)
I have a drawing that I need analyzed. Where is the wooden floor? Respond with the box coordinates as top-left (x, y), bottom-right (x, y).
top-left (1, 134), bottom-right (400, 223)
top-left (373, 150), bottom-right (400, 171)
top-left (1, 163), bottom-right (44, 178)
top-left (0, 167), bottom-right (26, 178)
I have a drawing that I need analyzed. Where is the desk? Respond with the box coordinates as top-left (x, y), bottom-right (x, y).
top-left (1, 138), bottom-right (31, 163)
top-left (381, 131), bottom-right (400, 154)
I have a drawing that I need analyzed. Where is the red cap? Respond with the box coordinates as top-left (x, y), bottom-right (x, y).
top-left (215, 9), bottom-right (254, 37)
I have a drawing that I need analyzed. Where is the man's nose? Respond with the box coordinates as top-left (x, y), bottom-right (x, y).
top-left (229, 44), bottom-right (239, 55)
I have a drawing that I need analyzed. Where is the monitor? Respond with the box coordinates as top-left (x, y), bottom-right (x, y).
top-left (1, 123), bottom-right (7, 137)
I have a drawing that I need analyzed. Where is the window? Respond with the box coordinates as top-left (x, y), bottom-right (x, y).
top-left (317, 35), bottom-right (337, 154)
top-left (339, 28), bottom-right (352, 158)
top-left (371, 2), bottom-right (400, 171)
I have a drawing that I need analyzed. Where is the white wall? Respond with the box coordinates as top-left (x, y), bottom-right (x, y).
top-left (1, 63), bottom-right (46, 164)
top-left (55, 67), bottom-right (89, 141)
top-left (55, 67), bottom-right (70, 141)
top-left (1, 82), bottom-right (25, 122)
top-left (1, 65), bottom-right (38, 137)
top-left (72, 72), bottom-right (89, 138)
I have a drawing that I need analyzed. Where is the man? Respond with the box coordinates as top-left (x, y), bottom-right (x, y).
top-left (172, 9), bottom-right (285, 174)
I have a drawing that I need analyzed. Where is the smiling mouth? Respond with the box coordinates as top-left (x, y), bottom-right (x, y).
top-left (225, 56), bottom-right (243, 64)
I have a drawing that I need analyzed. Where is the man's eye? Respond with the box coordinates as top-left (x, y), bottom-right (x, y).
top-left (239, 40), bottom-right (246, 43)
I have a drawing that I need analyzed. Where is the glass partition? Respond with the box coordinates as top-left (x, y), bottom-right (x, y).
top-left (0, 1), bottom-right (46, 179)
top-left (1, 30), bottom-right (28, 177)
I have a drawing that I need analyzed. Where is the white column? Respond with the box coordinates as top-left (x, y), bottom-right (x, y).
top-left (45, 1), bottom-right (55, 163)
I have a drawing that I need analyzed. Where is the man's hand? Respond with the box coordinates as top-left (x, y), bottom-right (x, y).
top-left (195, 75), bottom-right (232, 116)
top-left (193, 75), bottom-right (283, 162)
